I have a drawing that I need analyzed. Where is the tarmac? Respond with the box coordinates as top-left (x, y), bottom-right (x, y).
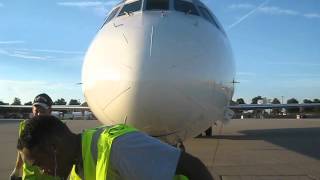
top-left (1, 119), bottom-right (320, 180)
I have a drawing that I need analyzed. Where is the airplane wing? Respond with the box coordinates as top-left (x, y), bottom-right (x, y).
top-left (228, 103), bottom-right (320, 111)
top-left (52, 105), bottom-right (90, 111)
top-left (0, 105), bottom-right (90, 111)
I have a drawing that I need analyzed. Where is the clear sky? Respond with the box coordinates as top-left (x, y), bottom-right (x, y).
top-left (0, 0), bottom-right (319, 104)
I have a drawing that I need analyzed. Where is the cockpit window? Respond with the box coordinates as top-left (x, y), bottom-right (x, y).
top-left (106, 7), bottom-right (120, 22)
top-left (146, 0), bottom-right (169, 10)
top-left (118, 0), bottom-right (142, 17)
top-left (174, 0), bottom-right (199, 16)
top-left (198, 6), bottom-right (220, 29)
top-left (101, 7), bottom-right (120, 28)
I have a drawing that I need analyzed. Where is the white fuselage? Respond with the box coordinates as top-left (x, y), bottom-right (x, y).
top-left (82, 0), bottom-right (235, 144)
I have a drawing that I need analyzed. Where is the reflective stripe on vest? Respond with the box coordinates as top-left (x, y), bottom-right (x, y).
top-left (69, 165), bottom-right (82, 180)
top-left (19, 120), bottom-right (26, 136)
top-left (174, 175), bottom-right (189, 180)
top-left (82, 124), bottom-right (137, 180)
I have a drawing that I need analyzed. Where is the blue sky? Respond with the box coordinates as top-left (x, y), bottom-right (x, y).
top-left (0, 0), bottom-right (319, 104)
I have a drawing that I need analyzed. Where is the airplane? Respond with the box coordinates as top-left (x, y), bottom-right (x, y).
top-left (81, 0), bottom-right (235, 145)
top-left (1, 0), bottom-right (320, 145)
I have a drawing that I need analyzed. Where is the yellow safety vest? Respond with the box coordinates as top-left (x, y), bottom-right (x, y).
top-left (70, 165), bottom-right (82, 180)
top-left (72, 124), bottom-right (189, 180)
top-left (174, 175), bottom-right (189, 180)
top-left (81, 124), bottom-right (137, 179)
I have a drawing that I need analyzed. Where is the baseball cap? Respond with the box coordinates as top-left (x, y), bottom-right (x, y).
top-left (33, 93), bottom-right (53, 109)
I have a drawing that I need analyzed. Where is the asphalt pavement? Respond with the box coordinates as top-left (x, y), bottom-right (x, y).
top-left (1, 119), bottom-right (320, 180)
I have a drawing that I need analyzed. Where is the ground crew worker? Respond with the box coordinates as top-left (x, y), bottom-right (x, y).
top-left (10, 93), bottom-right (59, 180)
top-left (17, 115), bottom-right (214, 180)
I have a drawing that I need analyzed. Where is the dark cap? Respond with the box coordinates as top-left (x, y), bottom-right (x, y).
top-left (33, 93), bottom-right (53, 109)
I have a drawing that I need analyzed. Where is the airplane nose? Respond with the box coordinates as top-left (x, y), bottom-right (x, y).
top-left (82, 11), bottom-right (235, 143)
top-left (82, 15), bottom-right (149, 124)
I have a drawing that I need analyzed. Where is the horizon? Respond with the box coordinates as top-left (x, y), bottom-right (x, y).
top-left (0, 0), bottom-right (319, 104)
top-left (1, 95), bottom-right (320, 106)
top-left (1, 95), bottom-right (319, 105)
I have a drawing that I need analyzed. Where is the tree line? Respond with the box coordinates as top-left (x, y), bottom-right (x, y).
top-left (0, 97), bottom-right (88, 106)
top-left (1, 96), bottom-right (319, 112)
top-left (233, 96), bottom-right (320, 114)
top-left (234, 96), bottom-right (320, 105)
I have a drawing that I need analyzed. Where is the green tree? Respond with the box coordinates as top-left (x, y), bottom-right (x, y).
top-left (24, 101), bottom-right (32, 105)
top-left (303, 99), bottom-right (313, 104)
top-left (303, 99), bottom-right (314, 112)
top-left (272, 98), bottom-right (281, 104)
top-left (287, 98), bottom-right (299, 104)
top-left (69, 99), bottom-right (80, 105)
top-left (233, 98), bottom-right (245, 115)
top-left (251, 96), bottom-right (262, 104)
top-left (81, 102), bottom-right (88, 107)
top-left (313, 99), bottom-right (320, 103)
top-left (0, 101), bottom-right (6, 105)
top-left (287, 98), bottom-right (299, 113)
top-left (11, 97), bottom-right (21, 105)
top-left (313, 99), bottom-right (320, 112)
top-left (54, 98), bottom-right (67, 105)
top-left (271, 98), bottom-right (281, 115)
top-left (236, 98), bottom-right (246, 104)
top-left (251, 96), bottom-right (263, 118)
top-left (229, 100), bottom-right (237, 106)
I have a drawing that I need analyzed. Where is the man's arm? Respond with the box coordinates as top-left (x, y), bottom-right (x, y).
top-left (10, 152), bottom-right (23, 178)
top-left (175, 151), bottom-right (214, 180)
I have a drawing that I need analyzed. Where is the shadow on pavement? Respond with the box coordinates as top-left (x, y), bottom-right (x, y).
top-left (201, 127), bottom-right (320, 160)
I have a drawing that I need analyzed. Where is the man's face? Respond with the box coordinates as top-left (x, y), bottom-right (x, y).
top-left (32, 105), bottom-right (51, 117)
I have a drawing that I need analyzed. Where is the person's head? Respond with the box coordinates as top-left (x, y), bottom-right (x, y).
top-left (32, 93), bottom-right (53, 117)
top-left (17, 115), bottom-right (78, 178)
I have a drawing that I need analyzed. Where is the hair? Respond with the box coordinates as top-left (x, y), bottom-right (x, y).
top-left (17, 115), bottom-right (72, 150)
top-left (33, 93), bottom-right (53, 107)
